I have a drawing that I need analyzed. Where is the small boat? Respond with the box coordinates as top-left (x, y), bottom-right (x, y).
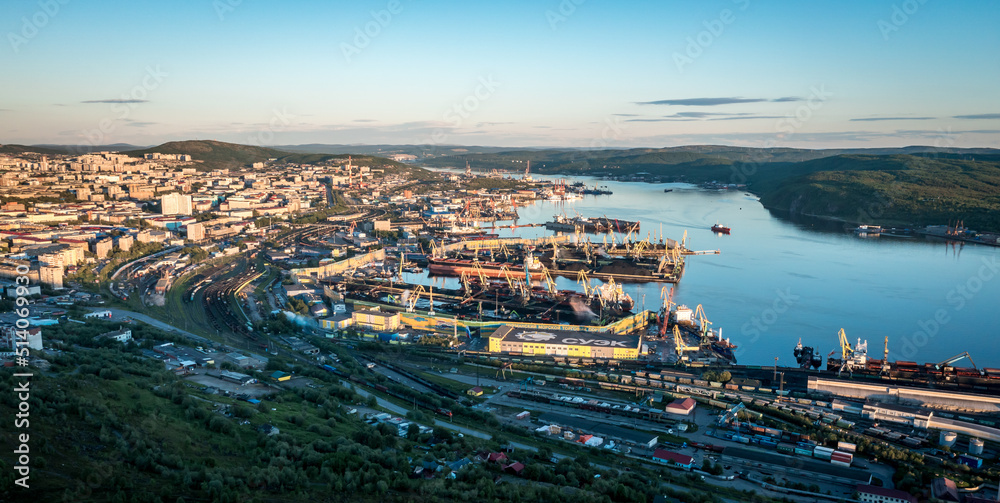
top-left (663, 189), bottom-right (673, 193)
top-left (711, 224), bottom-right (731, 234)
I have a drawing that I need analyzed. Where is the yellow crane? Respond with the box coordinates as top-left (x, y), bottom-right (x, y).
top-left (577, 269), bottom-right (593, 297)
top-left (540, 268), bottom-right (557, 295)
top-left (837, 328), bottom-right (853, 361)
top-left (694, 304), bottom-right (712, 338)
top-left (404, 285), bottom-right (426, 313)
top-left (674, 325), bottom-right (699, 358)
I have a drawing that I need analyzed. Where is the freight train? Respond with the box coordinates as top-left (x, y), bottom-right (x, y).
top-left (503, 389), bottom-right (675, 425)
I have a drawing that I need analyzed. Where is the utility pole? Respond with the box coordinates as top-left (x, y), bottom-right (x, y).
top-left (774, 357), bottom-right (778, 382)
top-left (778, 372), bottom-right (785, 402)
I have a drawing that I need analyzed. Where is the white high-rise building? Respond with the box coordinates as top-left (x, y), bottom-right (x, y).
top-left (161, 193), bottom-right (193, 215)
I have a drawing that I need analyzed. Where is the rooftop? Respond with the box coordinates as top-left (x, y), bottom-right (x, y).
top-left (490, 325), bottom-right (640, 349)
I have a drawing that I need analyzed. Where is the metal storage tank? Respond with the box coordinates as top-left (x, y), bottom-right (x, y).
top-left (969, 438), bottom-right (985, 455)
top-left (939, 431), bottom-right (958, 447)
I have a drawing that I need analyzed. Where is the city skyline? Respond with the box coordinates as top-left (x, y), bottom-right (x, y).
top-left (2, 1), bottom-right (998, 149)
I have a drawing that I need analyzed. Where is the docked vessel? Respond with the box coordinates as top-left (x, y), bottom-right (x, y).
top-left (428, 253), bottom-right (545, 278)
top-left (793, 338), bottom-right (823, 369)
top-left (543, 214), bottom-right (640, 234)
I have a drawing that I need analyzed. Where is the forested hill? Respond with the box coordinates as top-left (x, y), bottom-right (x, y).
top-left (754, 154), bottom-right (1000, 231)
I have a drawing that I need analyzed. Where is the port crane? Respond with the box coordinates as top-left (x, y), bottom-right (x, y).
top-left (881, 336), bottom-right (891, 375)
top-left (659, 286), bottom-right (674, 337)
top-left (673, 325), bottom-right (699, 360)
top-left (694, 304), bottom-right (713, 345)
top-left (710, 401), bottom-right (747, 436)
top-left (830, 328), bottom-right (868, 376)
top-left (935, 351), bottom-right (981, 373)
top-left (403, 285), bottom-right (426, 313)
top-left (576, 269), bottom-right (594, 298)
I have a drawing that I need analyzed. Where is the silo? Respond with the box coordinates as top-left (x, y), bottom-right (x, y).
top-left (939, 431), bottom-right (957, 447)
top-left (969, 438), bottom-right (985, 455)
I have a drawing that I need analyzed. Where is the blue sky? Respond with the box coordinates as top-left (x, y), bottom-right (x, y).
top-left (1, 0), bottom-right (998, 148)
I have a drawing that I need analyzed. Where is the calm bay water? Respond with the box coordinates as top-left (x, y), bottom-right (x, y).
top-left (416, 172), bottom-right (1000, 368)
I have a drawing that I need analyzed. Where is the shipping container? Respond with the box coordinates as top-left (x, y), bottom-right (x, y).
top-left (813, 446), bottom-right (835, 460)
top-left (830, 459), bottom-right (851, 468)
top-left (794, 447), bottom-right (814, 456)
top-left (831, 451), bottom-right (853, 464)
top-left (777, 443), bottom-right (795, 454)
top-left (837, 441), bottom-right (857, 453)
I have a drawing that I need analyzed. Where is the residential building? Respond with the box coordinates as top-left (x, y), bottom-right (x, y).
top-left (1, 326), bottom-right (43, 351)
top-left (161, 193), bottom-right (193, 215)
top-left (117, 234), bottom-right (133, 252)
top-left (186, 222), bottom-right (205, 241)
top-left (97, 327), bottom-right (132, 343)
top-left (39, 265), bottom-right (63, 288)
top-left (92, 237), bottom-right (113, 259)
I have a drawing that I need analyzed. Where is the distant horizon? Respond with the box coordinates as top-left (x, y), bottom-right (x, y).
top-left (11, 138), bottom-right (1000, 153)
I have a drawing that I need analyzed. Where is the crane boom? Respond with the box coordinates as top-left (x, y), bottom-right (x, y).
top-left (937, 351), bottom-right (977, 369)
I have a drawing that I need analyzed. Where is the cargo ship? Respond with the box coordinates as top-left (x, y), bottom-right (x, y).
top-left (543, 214), bottom-right (640, 234)
top-left (428, 253), bottom-right (545, 278)
top-left (667, 304), bottom-right (738, 363)
top-left (711, 223), bottom-right (731, 234)
top-left (793, 339), bottom-right (823, 369)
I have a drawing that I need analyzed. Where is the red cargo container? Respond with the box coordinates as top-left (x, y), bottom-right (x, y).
top-left (831, 451), bottom-right (853, 465)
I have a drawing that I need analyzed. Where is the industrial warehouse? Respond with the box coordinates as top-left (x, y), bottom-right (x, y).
top-left (488, 326), bottom-right (642, 359)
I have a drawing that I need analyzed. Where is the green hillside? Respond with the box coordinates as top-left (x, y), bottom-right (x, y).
top-left (0, 144), bottom-right (65, 156)
top-left (125, 140), bottom-right (289, 171)
top-left (755, 154), bottom-right (1000, 230)
top-left (123, 140), bottom-right (434, 178)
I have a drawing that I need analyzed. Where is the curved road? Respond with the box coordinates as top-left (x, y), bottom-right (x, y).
top-left (85, 306), bottom-right (270, 362)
